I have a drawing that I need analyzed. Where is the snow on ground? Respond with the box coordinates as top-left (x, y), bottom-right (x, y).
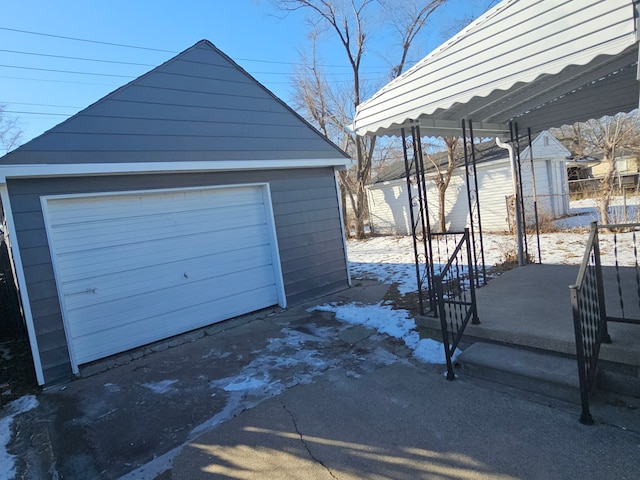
top-left (311, 302), bottom-right (455, 364)
top-left (334, 196), bottom-right (638, 364)
top-left (0, 395), bottom-right (38, 480)
top-left (556, 195), bottom-right (640, 229)
top-left (349, 197), bottom-right (639, 295)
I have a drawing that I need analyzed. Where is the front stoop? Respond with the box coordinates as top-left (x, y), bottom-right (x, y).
top-left (456, 342), bottom-right (581, 404)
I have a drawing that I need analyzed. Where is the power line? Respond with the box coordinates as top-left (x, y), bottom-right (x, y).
top-left (0, 26), bottom-right (385, 70)
top-left (0, 69), bottom-right (383, 87)
top-left (0, 49), bottom-right (157, 67)
top-left (2, 101), bottom-right (82, 109)
top-left (0, 27), bottom-right (175, 53)
top-left (4, 110), bottom-right (71, 116)
top-left (0, 64), bottom-right (134, 78)
top-left (0, 74), bottom-right (119, 87)
top-left (0, 59), bottom-right (384, 79)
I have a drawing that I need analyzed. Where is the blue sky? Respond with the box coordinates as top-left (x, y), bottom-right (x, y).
top-left (1, 0), bottom-right (494, 146)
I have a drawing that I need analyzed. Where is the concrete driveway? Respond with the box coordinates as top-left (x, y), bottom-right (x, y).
top-left (7, 279), bottom-right (640, 479)
top-left (172, 363), bottom-right (640, 480)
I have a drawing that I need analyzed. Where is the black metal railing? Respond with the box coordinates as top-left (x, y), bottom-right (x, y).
top-left (570, 223), bottom-right (608, 425)
top-left (401, 125), bottom-right (435, 316)
top-left (433, 229), bottom-right (479, 380)
top-left (570, 221), bottom-right (640, 424)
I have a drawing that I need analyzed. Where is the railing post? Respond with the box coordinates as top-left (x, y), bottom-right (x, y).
top-left (435, 274), bottom-right (455, 380)
top-left (464, 228), bottom-right (480, 325)
top-left (592, 224), bottom-right (612, 343)
top-left (401, 127), bottom-right (425, 315)
top-left (570, 284), bottom-right (594, 425)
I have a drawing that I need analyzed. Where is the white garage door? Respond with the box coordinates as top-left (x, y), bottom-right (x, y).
top-left (42, 184), bottom-right (285, 369)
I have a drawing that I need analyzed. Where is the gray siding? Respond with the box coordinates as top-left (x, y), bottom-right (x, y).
top-left (1, 40), bottom-right (347, 165)
top-left (7, 168), bottom-right (348, 384)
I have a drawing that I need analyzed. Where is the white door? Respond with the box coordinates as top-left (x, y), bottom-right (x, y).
top-left (42, 184), bottom-right (285, 369)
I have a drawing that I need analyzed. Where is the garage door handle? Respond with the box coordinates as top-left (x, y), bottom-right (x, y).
top-left (64, 288), bottom-right (97, 296)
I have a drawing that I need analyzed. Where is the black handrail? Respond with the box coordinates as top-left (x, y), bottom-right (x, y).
top-left (570, 223), bottom-right (607, 425)
top-left (433, 229), bottom-right (479, 380)
top-left (570, 221), bottom-right (640, 424)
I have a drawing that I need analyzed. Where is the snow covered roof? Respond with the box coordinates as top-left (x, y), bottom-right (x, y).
top-left (353, 0), bottom-right (638, 138)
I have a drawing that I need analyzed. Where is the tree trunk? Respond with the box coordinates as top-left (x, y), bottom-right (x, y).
top-left (438, 185), bottom-right (446, 232)
top-left (599, 154), bottom-right (616, 225)
top-left (354, 186), bottom-right (367, 239)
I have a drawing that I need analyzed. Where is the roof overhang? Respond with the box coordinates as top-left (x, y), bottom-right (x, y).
top-left (0, 158), bottom-right (351, 183)
top-left (353, 0), bottom-right (639, 138)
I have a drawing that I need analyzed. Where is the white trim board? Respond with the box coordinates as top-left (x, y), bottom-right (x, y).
top-left (0, 184), bottom-right (45, 385)
top-left (0, 158), bottom-right (351, 182)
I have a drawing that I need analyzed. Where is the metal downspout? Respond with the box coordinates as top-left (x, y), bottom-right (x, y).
top-left (496, 137), bottom-right (524, 266)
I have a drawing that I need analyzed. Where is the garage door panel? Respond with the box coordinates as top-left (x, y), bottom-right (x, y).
top-left (46, 187), bottom-right (264, 225)
top-left (67, 264), bottom-right (279, 338)
top-left (50, 205), bottom-right (267, 247)
top-left (73, 284), bottom-right (279, 364)
top-left (61, 247), bottom-right (275, 309)
top-left (43, 185), bottom-right (283, 366)
top-left (55, 226), bottom-right (271, 281)
top-left (49, 205), bottom-right (268, 254)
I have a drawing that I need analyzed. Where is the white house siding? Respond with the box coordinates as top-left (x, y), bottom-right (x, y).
top-left (367, 183), bottom-right (411, 235)
top-left (369, 158), bottom-right (567, 234)
top-left (368, 132), bottom-right (570, 234)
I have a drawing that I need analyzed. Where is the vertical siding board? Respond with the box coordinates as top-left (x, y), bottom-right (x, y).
top-left (6, 167), bottom-right (348, 384)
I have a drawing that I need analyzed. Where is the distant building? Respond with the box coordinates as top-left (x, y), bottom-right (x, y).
top-left (367, 131), bottom-right (570, 234)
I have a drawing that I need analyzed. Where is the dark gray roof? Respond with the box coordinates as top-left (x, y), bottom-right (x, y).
top-left (371, 139), bottom-right (505, 184)
top-left (1, 40), bottom-right (349, 165)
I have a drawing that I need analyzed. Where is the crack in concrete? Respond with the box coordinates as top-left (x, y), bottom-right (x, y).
top-left (279, 398), bottom-right (338, 480)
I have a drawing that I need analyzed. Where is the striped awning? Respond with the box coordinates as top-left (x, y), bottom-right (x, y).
top-left (353, 0), bottom-right (639, 138)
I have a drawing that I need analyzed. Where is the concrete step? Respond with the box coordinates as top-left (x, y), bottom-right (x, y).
top-left (456, 342), bottom-right (581, 404)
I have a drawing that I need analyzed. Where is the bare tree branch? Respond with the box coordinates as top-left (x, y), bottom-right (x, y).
top-left (274, 0), bottom-right (449, 238)
top-left (0, 104), bottom-right (22, 154)
top-left (380, 0), bottom-right (447, 78)
top-left (553, 112), bottom-right (640, 224)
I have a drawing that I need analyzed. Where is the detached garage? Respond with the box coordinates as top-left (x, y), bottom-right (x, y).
top-left (0, 40), bottom-right (351, 385)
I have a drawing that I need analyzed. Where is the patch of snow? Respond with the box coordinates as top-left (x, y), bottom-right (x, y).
top-left (141, 380), bottom-right (178, 394)
top-left (313, 303), bottom-right (415, 339)
top-left (222, 374), bottom-right (272, 392)
top-left (413, 338), bottom-right (459, 364)
top-left (104, 383), bottom-right (121, 393)
top-left (202, 327), bottom-right (341, 437)
top-left (311, 302), bottom-right (453, 365)
top-left (0, 395), bottom-right (39, 480)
